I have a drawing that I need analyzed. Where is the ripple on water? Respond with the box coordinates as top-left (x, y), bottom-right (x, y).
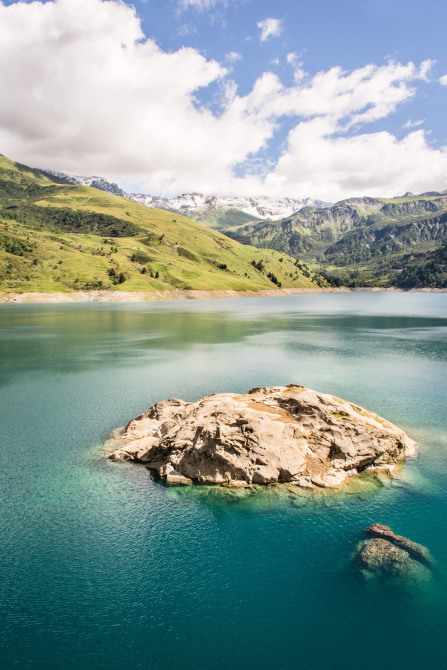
top-left (1, 295), bottom-right (447, 670)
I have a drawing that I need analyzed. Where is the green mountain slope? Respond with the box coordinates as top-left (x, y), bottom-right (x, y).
top-left (223, 193), bottom-right (447, 287)
top-left (224, 198), bottom-right (385, 257)
top-left (193, 207), bottom-right (262, 231)
top-left (388, 245), bottom-right (447, 288)
top-left (0, 155), bottom-right (326, 294)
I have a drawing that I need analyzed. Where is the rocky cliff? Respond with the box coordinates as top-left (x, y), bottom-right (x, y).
top-left (108, 384), bottom-right (417, 488)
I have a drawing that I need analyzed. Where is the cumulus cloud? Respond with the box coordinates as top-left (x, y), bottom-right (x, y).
top-left (238, 60), bottom-right (447, 201)
top-left (0, 0), bottom-right (252, 192)
top-left (223, 60), bottom-right (447, 200)
top-left (257, 18), bottom-right (282, 42)
top-left (440, 74), bottom-right (447, 85)
top-left (220, 60), bottom-right (430, 141)
top-left (0, 0), bottom-right (446, 200)
top-left (272, 61), bottom-right (432, 126)
top-left (265, 124), bottom-right (447, 202)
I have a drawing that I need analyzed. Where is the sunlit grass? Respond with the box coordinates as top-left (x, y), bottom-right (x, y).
top-left (0, 154), bottom-right (325, 294)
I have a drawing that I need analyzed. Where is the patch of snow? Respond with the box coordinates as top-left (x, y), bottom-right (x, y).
top-left (43, 170), bottom-right (332, 220)
top-left (129, 193), bottom-right (332, 220)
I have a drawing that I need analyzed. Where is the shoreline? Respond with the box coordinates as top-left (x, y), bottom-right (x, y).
top-left (1, 286), bottom-right (447, 304)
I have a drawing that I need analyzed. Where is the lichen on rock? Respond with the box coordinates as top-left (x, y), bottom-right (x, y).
top-left (107, 384), bottom-right (417, 489)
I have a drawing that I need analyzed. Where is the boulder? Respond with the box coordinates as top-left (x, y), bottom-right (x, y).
top-left (108, 384), bottom-right (417, 489)
top-left (354, 524), bottom-right (433, 579)
top-left (356, 538), bottom-right (413, 575)
top-left (364, 523), bottom-right (433, 566)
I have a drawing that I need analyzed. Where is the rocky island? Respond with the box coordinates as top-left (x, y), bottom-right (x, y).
top-left (108, 384), bottom-right (417, 489)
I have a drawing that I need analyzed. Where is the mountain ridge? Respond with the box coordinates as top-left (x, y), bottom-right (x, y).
top-left (16, 161), bottom-right (447, 288)
top-left (0, 154), bottom-right (327, 294)
top-left (43, 169), bottom-right (332, 226)
top-left (224, 192), bottom-right (447, 287)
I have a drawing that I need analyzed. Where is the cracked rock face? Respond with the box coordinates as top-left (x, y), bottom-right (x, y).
top-left (108, 384), bottom-right (417, 488)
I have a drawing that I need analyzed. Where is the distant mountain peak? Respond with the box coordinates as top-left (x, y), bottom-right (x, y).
top-left (43, 170), bottom-right (127, 198)
top-left (130, 192), bottom-right (332, 221)
top-left (41, 169), bottom-right (332, 222)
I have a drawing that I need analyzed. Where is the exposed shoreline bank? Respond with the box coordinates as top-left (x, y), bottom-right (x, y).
top-left (1, 285), bottom-right (447, 304)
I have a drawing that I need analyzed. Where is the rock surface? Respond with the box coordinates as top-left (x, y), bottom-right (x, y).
top-left (365, 523), bottom-right (432, 565)
top-left (354, 524), bottom-right (433, 578)
top-left (108, 384), bottom-right (417, 488)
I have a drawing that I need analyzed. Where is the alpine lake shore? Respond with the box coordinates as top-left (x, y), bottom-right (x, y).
top-left (2, 285), bottom-right (447, 303)
top-left (1, 151), bottom-right (445, 651)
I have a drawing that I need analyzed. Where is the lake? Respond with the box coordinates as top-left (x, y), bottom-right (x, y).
top-left (1, 292), bottom-right (447, 669)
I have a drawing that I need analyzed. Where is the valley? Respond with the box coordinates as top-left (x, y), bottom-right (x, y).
top-left (3, 155), bottom-right (447, 293)
top-left (0, 155), bottom-right (327, 295)
top-left (223, 193), bottom-right (447, 288)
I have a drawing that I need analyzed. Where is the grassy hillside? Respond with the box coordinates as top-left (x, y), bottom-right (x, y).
top-left (0, 155), bottom-right (326, 294)
top-left (223, 193), bottom-right (447, 287)
top-left (193, 207), bottom-right (262, 231)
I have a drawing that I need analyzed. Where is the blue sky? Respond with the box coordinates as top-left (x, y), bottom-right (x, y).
top-left (0, 0), bottom-right (446, 200)
top-left (145, 0), bottom-right (447, 159)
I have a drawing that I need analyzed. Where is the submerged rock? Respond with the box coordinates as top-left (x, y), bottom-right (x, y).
top-left (354, 524), bottom-right (433, 579)
top-left (365, 523), bottom-right (433, 566)
top-left (108, 384), bottom-right (417, 489)
top-left (356, 538), bottom-right (412, 575)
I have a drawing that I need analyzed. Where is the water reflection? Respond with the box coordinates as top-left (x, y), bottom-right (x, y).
top-left (1, 293), bottom-right (447, 669)
top-left (1, 298), bottom-right (447, 382)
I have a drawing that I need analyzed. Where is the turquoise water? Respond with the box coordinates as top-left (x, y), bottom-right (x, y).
top-left (1, 292), bottom-right (447, 669)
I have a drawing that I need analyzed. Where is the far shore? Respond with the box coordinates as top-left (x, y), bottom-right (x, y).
top-left (1, 285), bottom-right (447, 304)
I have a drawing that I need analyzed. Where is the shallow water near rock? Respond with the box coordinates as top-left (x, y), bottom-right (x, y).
top-left (1, 292), bottom-right (447, 669)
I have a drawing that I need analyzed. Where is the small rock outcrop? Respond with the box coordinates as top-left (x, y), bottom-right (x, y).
top-left (354, 524), bottom-right (433, 579)
top-left (108, 384), bottom-right (417, 488)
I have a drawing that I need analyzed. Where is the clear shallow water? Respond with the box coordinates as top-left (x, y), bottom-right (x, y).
top-left (1, 292), bottom-right (447, 670)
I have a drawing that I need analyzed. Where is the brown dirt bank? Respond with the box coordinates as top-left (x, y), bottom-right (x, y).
top-left (1, 286), bottom-right (446, 304)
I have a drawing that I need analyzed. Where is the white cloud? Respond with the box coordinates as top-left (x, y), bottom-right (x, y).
top-left (286, 53), bottom-right (306, 82)
top-left (178, 0), bottom-right (225, 9)
top-left (265, 124), bottom-right (447, 202)
top-left (257, 18), bottom-right (282, 42)
top-left (225, 51), bottom-right (242, 63)
top-left (238, 60), bottom-right (447, 201)
top-left (0, 0), bottom-right (446, 200)
top-left (440, 74), bottom-right (447, 85)
top-left (272, 61), bottom-right (432, 127)
top-left (178, 0), bottom-right (238, 11)
top-left (403, 119), bottom-right (425, 129)
top-left (0, 0), bottom-right (247, 192)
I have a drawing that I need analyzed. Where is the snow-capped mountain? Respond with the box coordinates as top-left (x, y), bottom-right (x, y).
top-left (44, 170), bottom-right (127, 198)
top-left (43, 170), bottom-right (332, 221)
top-left (129, 193), bottom-right (332, 220)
